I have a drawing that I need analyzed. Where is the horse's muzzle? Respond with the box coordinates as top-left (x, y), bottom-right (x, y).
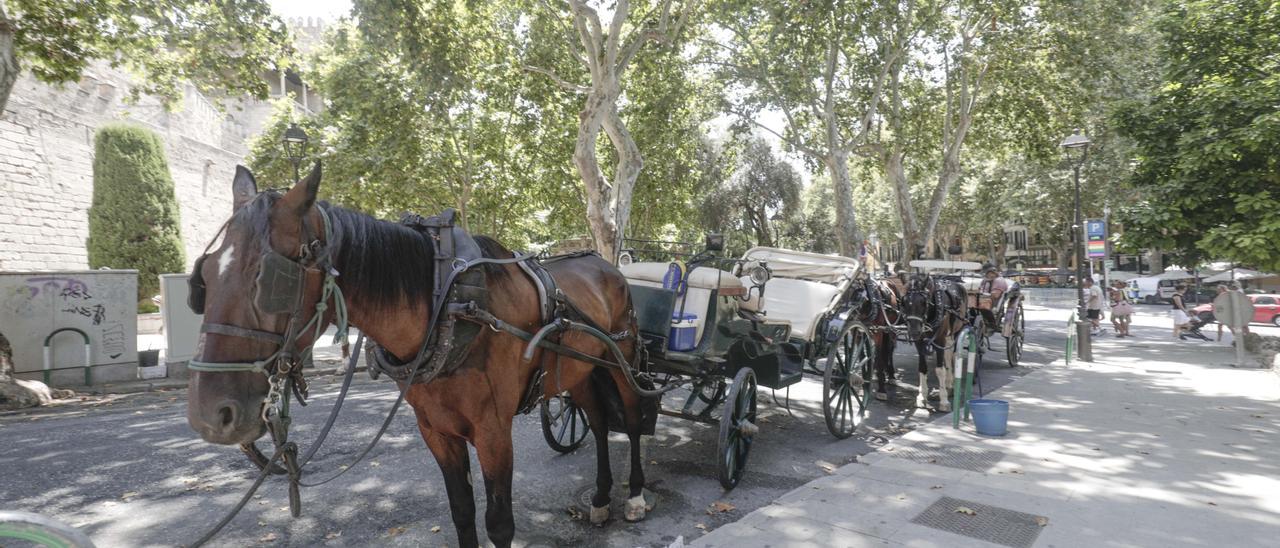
top-left (189, 398), bottom-right (266, 445)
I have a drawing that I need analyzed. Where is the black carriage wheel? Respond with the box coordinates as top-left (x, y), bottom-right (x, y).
top-left (1006, 304), bottom-right (1025, 367)
top-left (822, 322), bottom-right (873, 439)
top-left (718, 368), bottom-right (758, 490)
top-left (541, 394), bottom-right (589, 454)
top-left (682, 378), bottom-right (727, 417)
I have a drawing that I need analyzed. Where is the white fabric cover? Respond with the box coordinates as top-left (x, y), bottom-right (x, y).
top-left (620, 262), bottom-right (743, 290)
top-left (741, 247), bottom-right (860, 284)
top-left (758, 278), bottom-right (842, 341)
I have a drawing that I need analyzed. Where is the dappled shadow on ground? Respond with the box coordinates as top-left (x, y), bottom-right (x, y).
top-left (0, 315), bottom-right (1061, 548)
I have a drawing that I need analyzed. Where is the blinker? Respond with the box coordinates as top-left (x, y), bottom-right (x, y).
top-left (256, 250), bottom-right (306, 315)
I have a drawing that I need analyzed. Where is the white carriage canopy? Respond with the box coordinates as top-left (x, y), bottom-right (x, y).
top-left (741, 247), bottom-right (861, 285)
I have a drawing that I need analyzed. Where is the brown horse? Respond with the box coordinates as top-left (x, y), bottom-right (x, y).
top-left (898, 273), bottom-right (967, 412)
top-left (845, 277), bottom-right (903, 401)
top-left (186, 164), bottom-right (649, 547)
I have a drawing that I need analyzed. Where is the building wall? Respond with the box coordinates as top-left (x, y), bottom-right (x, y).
top-left (0, 59), bottom-right (306, 278)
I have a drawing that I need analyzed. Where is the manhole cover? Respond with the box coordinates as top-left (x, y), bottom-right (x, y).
top-left (888, 442), bottom-right (1006, 472)
top-left (910, 496), bottom-right (1046, 548)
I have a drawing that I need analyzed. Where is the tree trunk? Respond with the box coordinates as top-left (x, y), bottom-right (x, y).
top-left (0, 1), bottom-right (18, 116)
top-left (573, 90), bottom-right (618, 260)
top-left (601, 107), bottom-right (643, 258)
top-left (826, 150), bottom-right (861, 257)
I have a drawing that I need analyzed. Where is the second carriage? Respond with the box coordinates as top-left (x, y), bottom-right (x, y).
top-left (540, 237), bottom-right (878, 489)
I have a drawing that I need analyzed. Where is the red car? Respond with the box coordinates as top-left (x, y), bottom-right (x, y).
top-left (1193, 294), bottom-right (1280, 326)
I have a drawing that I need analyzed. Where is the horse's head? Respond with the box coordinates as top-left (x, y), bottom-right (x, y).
top-left (902, 274), bottom-right (933, 341)
top-left (187, 163), bottom-right (335, 445)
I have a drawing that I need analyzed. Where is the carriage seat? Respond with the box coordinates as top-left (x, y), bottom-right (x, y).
top-left (751, 278), bottom-right (842, 342)
top-left (621, 262), bottom-right (745, 344)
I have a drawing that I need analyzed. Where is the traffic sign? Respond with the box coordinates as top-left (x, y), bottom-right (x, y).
top-left (1086, 219), bottom-right (1107, 259)
top-left (1213, 291), bottom-right (1254, 328)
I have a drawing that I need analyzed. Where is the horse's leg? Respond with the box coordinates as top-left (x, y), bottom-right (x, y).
top-left (421, 428), bottom-right (480, 548)
top-left (610, 370), bottom-right (648, 522)
top-left (875, 334), bottom-right (894, 401)
top-left (915, 339), bottom-right (930, 409)
top-left (936, 331), bottom-right (954, 413)
top-left (570, 381), bottom-right (614, 525)
top-left (472, 426), bottom-right (516, 548)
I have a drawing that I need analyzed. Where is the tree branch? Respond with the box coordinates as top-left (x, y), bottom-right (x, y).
top-left (523, 65), bottom-right (589, 93)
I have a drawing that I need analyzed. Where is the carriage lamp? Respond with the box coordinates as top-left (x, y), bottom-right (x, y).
top-left (746, 262), bottom-right (771, 286)
top-left (1060, 130), bottom-right (1092, 362)
top-left (283, 123), bottom-right (309, 182)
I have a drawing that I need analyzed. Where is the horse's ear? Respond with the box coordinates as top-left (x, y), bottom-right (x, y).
top-left (233, 165), bottom-right (258, 211)
top-left (280, 161), bottom-right (321, 214)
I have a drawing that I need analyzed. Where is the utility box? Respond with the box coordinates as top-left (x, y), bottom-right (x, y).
top-left (0, 270), bottom-right (139, 386)
top-left (159, 273), bottom-right (201, 378)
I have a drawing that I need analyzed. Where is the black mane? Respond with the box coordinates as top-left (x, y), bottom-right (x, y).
top-left (234, 193), bottom-right (510, 315)
top-left (323, 204), bottom-right (436, 315)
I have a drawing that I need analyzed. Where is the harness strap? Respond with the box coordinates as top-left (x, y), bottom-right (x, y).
top-left (202, 323), bottom-right (286, 344)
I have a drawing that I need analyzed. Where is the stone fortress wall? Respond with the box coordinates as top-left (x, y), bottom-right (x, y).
top-left (0, 18), bottom-right (326, 278)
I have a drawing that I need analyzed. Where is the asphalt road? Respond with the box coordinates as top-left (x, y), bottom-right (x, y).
top-left (0, 313), bottom-right (1065, 548)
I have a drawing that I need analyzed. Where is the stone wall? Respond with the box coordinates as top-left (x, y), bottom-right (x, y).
top-left (0, 62), bottom-right (280, 278)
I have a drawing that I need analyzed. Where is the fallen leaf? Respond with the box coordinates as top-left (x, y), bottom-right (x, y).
top-left (1035, 516), bottom-right (1049, 527)
top-left (120, 491), bottom-right (139, 501)
top-left (431, 525), bottom-right (442, 533)
top-left (324, 531), bottom-right (341, 540)
top-left (1137, 450), bottom-right (1151, 455)
top-left (370, 461), bottom-right (381, 467)
top-left (695, 523), bottom-right (707, 530)
top-left (930, 485), bottom-right (944, 490)
top-left (567, 506), bottom-right (583, 521)
top-left (706, 501), bottom-right (735, 514)
top-left (896, 494), bottom-right (907, 501)
top-left (1091, 448), bottom-right (1101, 451)
top-left (649, 460), bottom-right (658, 465)
top-left (954, 506), bottom-right (977, 516)
top-left (258, 520), bottom-right (267, 527)
top-left (1207, 502), bottom-right (1218, 506)
top-left (1009, 469), bottom-right (1024, 475)
top-left (816, 460), bottom-right (836, 474)
top-left (1251, 414), bottom-right (1265, 419)
top-left (258, 532), bottom-right (278, 543)
top-left (387, 526), bottom-right (407, 537)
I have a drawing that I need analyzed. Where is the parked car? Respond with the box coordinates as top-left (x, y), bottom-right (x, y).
top-left (1192, 294), bottom-right (1280, 326)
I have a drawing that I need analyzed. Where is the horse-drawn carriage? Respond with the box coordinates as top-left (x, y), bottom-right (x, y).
top-left (540, 236), bottom-right (875, 488)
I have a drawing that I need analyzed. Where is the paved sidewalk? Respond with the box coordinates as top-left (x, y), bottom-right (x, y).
top-left (693, 311), bottom-right (1280, 547)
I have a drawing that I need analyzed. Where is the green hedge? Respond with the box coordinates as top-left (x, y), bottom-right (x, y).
top-left (86, 124), bottom-right (185, 308)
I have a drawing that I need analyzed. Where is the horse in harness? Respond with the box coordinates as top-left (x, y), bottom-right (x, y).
top-left (184, 164), bottom-right (657, 547)
top-left (897, 272), bottom-right (968, 412)
top-left (843, 275), bottom-right (902, 401)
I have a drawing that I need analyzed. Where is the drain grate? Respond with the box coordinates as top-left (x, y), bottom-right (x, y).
top-left (888, 442), bottom-right (1006, 472)
top-left (911, 496), bottom-right (1046, 548)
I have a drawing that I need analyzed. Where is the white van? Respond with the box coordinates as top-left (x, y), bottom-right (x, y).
top-left (1128, 277), bottom-right (1178, 304)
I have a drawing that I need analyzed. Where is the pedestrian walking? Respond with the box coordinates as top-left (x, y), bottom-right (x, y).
top-left (1109, 280), bottom-right (1133, 337)
top-left (1084, 277), bottom-right (1104, 335)
top-left (1171, 284), bottom-right (1193, 339)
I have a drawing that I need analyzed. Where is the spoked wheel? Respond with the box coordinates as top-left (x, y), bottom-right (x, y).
top-left (718, 367), bottom-right (758, 490)
top-left (823, 321), bottom-right (874, 439)
top-left (681, 377), bottom-right (727, 417)
top-left (540, 394), bottom-right (589, 454)
top-left (1006, 303), bottom-right (1025, 367)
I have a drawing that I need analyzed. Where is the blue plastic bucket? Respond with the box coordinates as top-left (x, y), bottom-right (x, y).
top-left (969, 399), bottom-right (1009, 436)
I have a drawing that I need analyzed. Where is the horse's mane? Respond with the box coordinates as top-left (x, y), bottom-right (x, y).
top-left (235, 193), bottom-right (513, 315)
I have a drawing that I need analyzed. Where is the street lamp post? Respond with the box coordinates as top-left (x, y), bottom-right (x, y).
top-left (1102, 204), bottom-right (1111, 295)
top-left (1061, 130), bottom-right (1092, 362)
top-left (283, 123), bottom-right (309, 182)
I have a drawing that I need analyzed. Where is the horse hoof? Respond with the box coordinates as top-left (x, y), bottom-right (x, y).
top-left (624, 494), bottom-right (648, 522)
top-left (875, 391), bottom-right (889, 401)
top-left (938, 402), bottom-right (952, 413)
top-left (590, 505), bottom-right (609, 526)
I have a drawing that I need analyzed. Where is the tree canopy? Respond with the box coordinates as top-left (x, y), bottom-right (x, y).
top-left (1115, 0), bottom-right (1280, 271)
top-left (0, 0), bottom-right (292, 113)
